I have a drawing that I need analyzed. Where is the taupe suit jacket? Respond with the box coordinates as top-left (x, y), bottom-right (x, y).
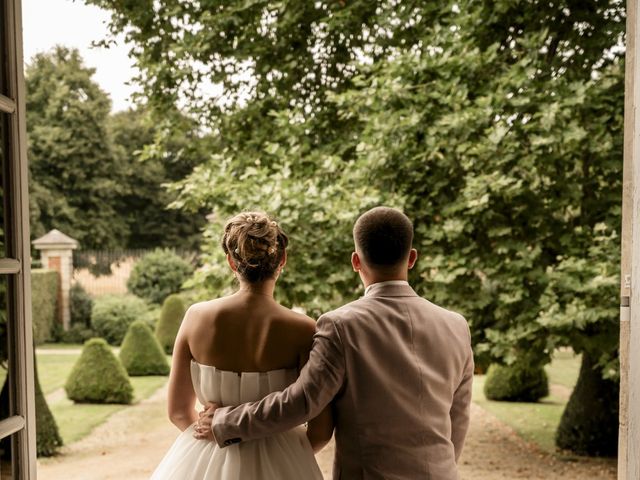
top-left (213, 282), bottom-right (474, 480)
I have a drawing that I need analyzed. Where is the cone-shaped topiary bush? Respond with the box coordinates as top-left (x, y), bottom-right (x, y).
top-left (1, 353), bottom-right (63, 457)
top-left (34, 357), bottom-right (63, 456)
top-left (120, 320), bottom-right (170, 376)
top-left (155, 294), bottom-right (186, 354)
top-left (555, 352), bottom-right (618, 456)
top-left (483, 362), bottom-right (549, 402)
top-left (65, 338), bottom-right (133, 404)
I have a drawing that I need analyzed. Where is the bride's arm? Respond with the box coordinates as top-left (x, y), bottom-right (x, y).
top-left (306, 406), bottom-right (334, 453)
top-left (167, 308), bottom-right (198, 431)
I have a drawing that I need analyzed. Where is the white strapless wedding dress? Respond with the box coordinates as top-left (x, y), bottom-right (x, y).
top-left (150, 361), bottom-right (323, 480)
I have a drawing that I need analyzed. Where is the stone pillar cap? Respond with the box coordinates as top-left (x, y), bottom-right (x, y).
top-left (32, 229), bottom-right (79, 250)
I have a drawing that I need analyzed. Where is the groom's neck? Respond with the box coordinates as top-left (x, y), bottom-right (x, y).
top-left (360, 270), bottom-right (409, 290)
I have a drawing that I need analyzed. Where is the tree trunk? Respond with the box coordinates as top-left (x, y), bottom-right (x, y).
top-left (555, 351), bottom-right (618, 456)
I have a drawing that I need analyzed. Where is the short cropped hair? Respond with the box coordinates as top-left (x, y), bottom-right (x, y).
top-left (353, 207), bottom-right (413, 267)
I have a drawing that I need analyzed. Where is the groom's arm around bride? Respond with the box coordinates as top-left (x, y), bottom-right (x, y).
top-left (197, 207), bottom-right (474, 480)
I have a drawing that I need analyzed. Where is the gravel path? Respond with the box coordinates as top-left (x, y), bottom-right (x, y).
top-left (37, 383), bottom-right (617, 479)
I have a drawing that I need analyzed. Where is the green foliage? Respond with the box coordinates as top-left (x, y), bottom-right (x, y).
top-left (108, 108), bottom-right (208, 249)
top-left (555, 352), bottom-right (618, 456)
top-left (26, 47), bottom-right (205, 250)
top-left (127, 249), bottom-right (193, 305)
top-left (52, 323), bottom-right (97, 345)
top-left (155, 294), bottom-right (186, 354)
top-left (26, 46), bottom-right (129, 248)
top-left (70, 283), bottom-right (93, 328)
top-left (92, 0), bottom-right (625, 455)
top-left (119, 320), bottom-right (169, 376)
top-left (31, 270), bottom-right (59, 345)
top-left (64, 338), bottom-right (133, 404)
top-left (90, 295), bottom-right (150, 346)
top-left (139, 304), bottom-right (161, 331)
top-left (484, 363), bottom-right (549, 403)
top-left (34, 359), bottom-right (63, 457)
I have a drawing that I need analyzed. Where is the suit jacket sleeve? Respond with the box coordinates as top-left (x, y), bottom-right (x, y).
top-left (450, 320), bottom-right (474, 461)
top-left (211, 313), bottom-right (346, 448)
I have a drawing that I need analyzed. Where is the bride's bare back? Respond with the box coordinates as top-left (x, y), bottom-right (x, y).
top-left (185, 292), bottom-right (315, 372)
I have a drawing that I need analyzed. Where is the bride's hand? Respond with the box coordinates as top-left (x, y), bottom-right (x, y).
top-left (193, 402), bottom-right (219, 441)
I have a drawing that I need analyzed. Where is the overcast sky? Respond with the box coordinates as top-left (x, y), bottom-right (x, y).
top-left (22, 0), bottom-right (137, 112)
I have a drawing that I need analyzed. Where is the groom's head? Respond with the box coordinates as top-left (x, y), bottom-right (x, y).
top-left (352, 207), bottom-right (417, 281)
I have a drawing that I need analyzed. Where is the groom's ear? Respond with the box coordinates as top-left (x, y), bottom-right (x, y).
top-left (407, 248), bottom-right (418, 270)
top-left (351, 252), bottom-right (361, 272)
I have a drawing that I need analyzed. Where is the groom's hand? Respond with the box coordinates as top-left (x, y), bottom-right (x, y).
top-left (193, 402), bottom-right (219, 441)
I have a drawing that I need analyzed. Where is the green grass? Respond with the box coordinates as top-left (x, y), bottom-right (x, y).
top-left (50, 400), bottom-right (123, 444)
top-left (131, 375), bottom-right (168, 402)
top-left (51, 376), bottom-right (168, 444)
top-left (39, 343), bottom-right (84, 350)
top-left (37, 344), bottom-right (169, 445)
top-left (545, 349), bottom-right (581, 389)
top-left (36, 354), bottom-right (79, 394)
top-left (473, 351), bottom-right (582, 453)
top-left (473, 375), bottom-right (567, 452)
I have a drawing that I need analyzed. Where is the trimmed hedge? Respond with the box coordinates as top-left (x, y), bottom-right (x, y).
top-left (31, 269), bottom-right (59, 345)
top-left (65, 338), bottom-right (133, 404)
top-left (35, 358), bottom-right (63, 456)
top-left (0, 354), bottom-right (62, 458)
top-left (127, 249), bottom-right (193, 304)
top-left (91, 295), bottom-right (150, 346)
top-left (155, 294), bottom-right (186, 354)
top-left (70, 283), bottom-right (93, 327)
top-left (484, 362), bottom-right (549, 402)
top-left (555, 353), bottom-right (618, 456)
top-left (120, 320), bottom-right (169, 376)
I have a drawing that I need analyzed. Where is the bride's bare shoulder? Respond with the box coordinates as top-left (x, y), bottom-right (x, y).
top-left (182, 297), bottom-right (228, 323)
top-left (274, 305), bottom-right (316, 339)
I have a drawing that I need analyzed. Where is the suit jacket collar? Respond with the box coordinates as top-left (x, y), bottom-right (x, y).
top-left (364, 281), bottom-right (419, 298)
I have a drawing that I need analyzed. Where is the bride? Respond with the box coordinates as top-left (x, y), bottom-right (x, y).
top-left (151, 212), bottom-right (331, 479)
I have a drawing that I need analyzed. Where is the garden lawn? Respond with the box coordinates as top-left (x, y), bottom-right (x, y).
top-left (39, 343), bottom-right (84, 351)
top-left (50, 376), bottom-right (168, 444)
top-left (37, 344), bottom-right (169, 445)
top-left (37, 353), bottom-right (79, 394)
top-left (544, 349), bottom-right (581, 389)
top-left (473, 351), bottom-right (581, 453)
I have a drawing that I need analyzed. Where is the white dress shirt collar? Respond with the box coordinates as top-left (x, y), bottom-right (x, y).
top-left (364, 280), bottom-right (410, 296)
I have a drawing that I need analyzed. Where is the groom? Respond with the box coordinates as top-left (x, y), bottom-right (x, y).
top-left (197, 206), bottom-right (474, 479)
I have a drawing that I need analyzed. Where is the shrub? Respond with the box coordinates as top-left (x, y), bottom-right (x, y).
top-left (120, 320), bottom-right (170, 376)
top-left (155, 294), bottom-right (186, 354)
top-left (52, 323), bottom-right (97, 344)
top-left (484, 362), bottom-right (549, 402)
top-left (139, 305), bottom-right (161, 331)
top-left (555, 353), bottom-right (618, 456)
top-left (31, 269), bottom-right (59, 344)
top-left (34, 359), bottom-right (62, 456)
top-left (70, 283), bottom-right (93, 327)
top-left (65, 338), bottom-right (133, 404)
top-left (91, 295), bottom-right (149, 346)
top-left (127, 249), bottom-right (193, 304)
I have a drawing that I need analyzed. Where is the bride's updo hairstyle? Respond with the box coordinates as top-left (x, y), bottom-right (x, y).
top-left (222, 211), bottom-right (289, 283)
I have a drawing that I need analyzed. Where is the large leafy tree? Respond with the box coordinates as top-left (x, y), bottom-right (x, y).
top-left (27, 46), bottom-right (129, 249)
top-left (108, 108), bottom-right (207, 249)
top-left (89, 0), bottom-right (624, 455)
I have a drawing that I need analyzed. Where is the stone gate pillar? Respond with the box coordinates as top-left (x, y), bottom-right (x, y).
top-left (32, 229), bottom-right (79, 330)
